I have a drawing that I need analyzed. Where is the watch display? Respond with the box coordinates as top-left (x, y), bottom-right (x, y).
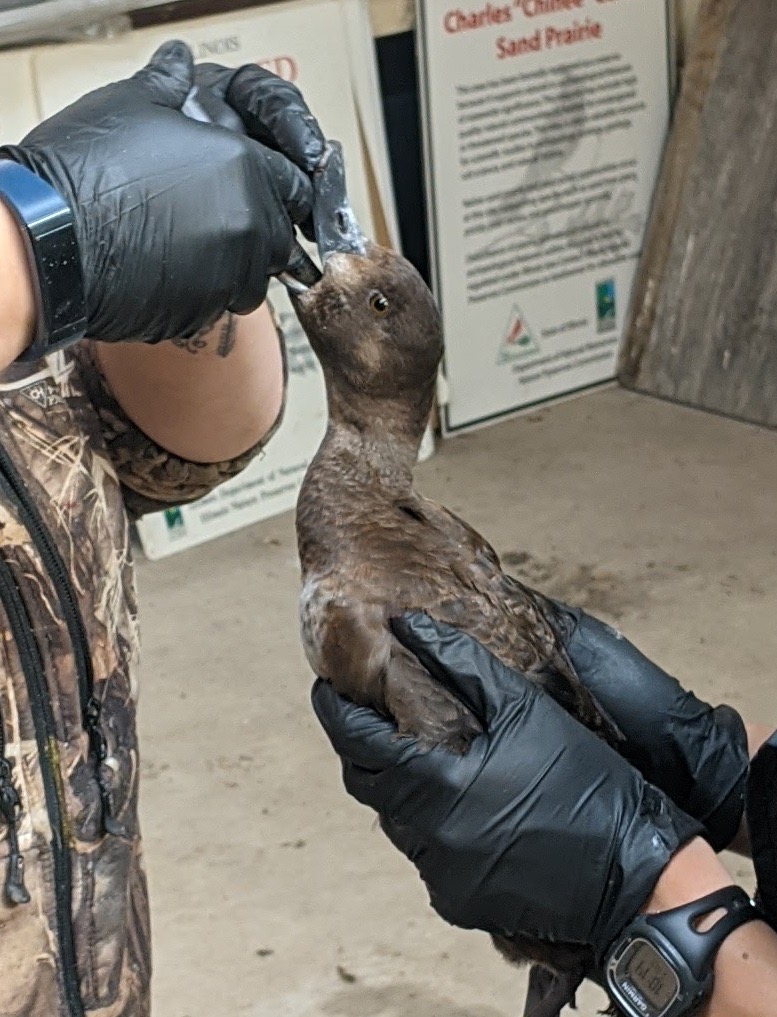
top-left (608, 937), bottom-right (682, 1017)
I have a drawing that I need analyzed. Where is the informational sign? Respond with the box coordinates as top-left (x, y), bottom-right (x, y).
top-left (26, 0), bottom-right (406, 558)
top-left (417, 0), bottom-right (674, 432)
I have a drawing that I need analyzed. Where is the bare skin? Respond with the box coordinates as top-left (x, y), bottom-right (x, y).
top-left (646, 838), bottom-right (777, 1017)
top-left (95, 305), bottom-right (284, 464)
top-left (0, 206), bottom-right (284, 461)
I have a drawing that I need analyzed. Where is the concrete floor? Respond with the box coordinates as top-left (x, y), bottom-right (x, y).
top-left (134, 386), bottom-right (777, 1017)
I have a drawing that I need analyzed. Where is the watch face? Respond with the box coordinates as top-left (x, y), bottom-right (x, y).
top-left (609, 938), bottom-right (681, 1017)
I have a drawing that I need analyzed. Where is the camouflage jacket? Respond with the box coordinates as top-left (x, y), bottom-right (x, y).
top-left (0, 341), bottom-right (272, 1017)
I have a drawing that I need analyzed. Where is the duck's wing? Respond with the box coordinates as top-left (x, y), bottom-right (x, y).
top-left (417, 498), bottom-right (620, 742)
top-left (416, 497), bottom-right (570, 673)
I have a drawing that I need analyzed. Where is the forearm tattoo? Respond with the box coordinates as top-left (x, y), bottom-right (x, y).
top-left (171, 314), bottom-right (237, 358)
top-left (216, 314), bottom-right (237, 358)
top-left (171, 326), bottom-right (209, 355)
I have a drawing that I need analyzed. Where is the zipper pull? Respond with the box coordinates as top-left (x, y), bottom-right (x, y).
top-left (0, 758), bottom-right (30, 905)
top-left (85, 697), bottom-right (127, 839)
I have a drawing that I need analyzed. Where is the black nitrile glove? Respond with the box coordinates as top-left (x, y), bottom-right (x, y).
top-left (1, 40), bottom-right (315, 344)
top-left (747, 733), bottom-right (777, 930)
top-left (553, 604), bottom-right (749, 852)
top-left (313, 614), bottom-right (702, 960)
top-left (194, 61), bottom-right (326, 176)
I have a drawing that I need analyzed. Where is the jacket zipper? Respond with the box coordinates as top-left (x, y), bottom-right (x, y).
top-left (0, 555), bottom-right (84, 1017)
top-left (0, 444), bottom-right (119, 832)
top-left (0, 440), bottom-right (118, 1017)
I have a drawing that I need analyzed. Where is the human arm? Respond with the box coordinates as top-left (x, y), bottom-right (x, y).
top-left (0, 194), bottom-right (286, 468)
top-left (0, 184), bottom-right (285, 465)
top-left (646, 838), bottom-right (777, 1017)
top-left (312, 615), bottom-right (777, 1016)
top-left (0, 42), bottom-right (326, 465)
top-left (94, 306), bottom-right (284, 464)
top-left (89, 53), bottom-right (331, 464)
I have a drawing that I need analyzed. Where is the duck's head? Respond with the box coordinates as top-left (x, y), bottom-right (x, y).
top-left (287, 242), bottom-right (444, 405)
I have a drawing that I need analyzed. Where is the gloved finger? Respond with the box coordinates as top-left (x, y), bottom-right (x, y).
top-left (563, 603), bottom-right (748, 772)
top-left (220, 136), bottom-right (311, 314)
top-left (258, 143), bottom-right (314, 233)
top-left (193, 62), bottom-right (234, 100)
top-left (391, 613), bottom-right (534, 725)
top-left (313, 678), bottom-right (489, 824)
top-left (225, 64), bottom-right (326, 173)
top-left (312, 679), bottom-right (422, 772)
top-left (558, 601), bottom-right (749, 850)
top-left (562, 603), bottom-right (692, 716)
top-left (132, 40), bottom-right (194, 109)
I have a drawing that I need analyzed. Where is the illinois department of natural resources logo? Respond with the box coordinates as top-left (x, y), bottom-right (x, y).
top-left (596, 278), bottom-right (617, 333)
top-left (163, 506), bottom-right (187, 538)
top-left (497, 305), bottom-right (540, 365)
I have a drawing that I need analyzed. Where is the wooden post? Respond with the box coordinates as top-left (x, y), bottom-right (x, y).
top-left (618, 0), bottom-right (777, 429)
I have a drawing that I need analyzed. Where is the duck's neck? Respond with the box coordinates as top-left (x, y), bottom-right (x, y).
top-left (320, 380), bottom-right (434, 495)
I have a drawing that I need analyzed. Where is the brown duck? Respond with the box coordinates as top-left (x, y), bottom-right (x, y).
top-left (286, 149), bottom-right (618, 1017)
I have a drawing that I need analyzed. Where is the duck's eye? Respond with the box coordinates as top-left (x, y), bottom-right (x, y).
top-left (369, 291), bottom-right (389, 316)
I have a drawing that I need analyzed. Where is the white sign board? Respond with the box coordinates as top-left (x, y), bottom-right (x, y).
top-left (27, 0), bottom-right (398, 558)
top-left (418, 0), bottom-right (673, 432)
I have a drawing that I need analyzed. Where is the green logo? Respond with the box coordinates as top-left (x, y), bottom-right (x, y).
top-left (164, 507), bottom-right (186, 535)
top-left (596, 278), bottom-right (616, 333)
top-left (498, 305), bottom-right (540, 365)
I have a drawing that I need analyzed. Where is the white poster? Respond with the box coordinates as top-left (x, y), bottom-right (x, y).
top-left (30, 0), bottom-right (399, 558)
top-left (418, 0), bottom-right (674, 432)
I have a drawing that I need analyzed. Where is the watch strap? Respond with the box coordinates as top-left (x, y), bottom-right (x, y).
top-left (643, 885), bottom-right (761, 981)
top-left (0, 160), bottom-right (87, 362)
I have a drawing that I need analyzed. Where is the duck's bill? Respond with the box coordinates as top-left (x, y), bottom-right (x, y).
top-left (312, 142), bottom-right (366, 262)
top-left (279, 141), bottom-right (365, 295)
top-left (278, 243), bottom-right (322, 294)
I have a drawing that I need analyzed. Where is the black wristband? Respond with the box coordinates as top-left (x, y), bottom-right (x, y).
top-left (0, 160), bottom-right (86, 362)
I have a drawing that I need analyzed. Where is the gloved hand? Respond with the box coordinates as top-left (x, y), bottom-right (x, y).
top-left (1, 40), bottom-right (317, 344)
top-left (313, 614), bottom-right (702, 959)
top-left (552, 603), bottom-right (749, 851)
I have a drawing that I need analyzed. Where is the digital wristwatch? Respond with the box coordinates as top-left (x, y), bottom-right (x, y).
top-left (604, 886), bottom-right (762, 1017)
top-left (0, 160), bottom-right (87, 362)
